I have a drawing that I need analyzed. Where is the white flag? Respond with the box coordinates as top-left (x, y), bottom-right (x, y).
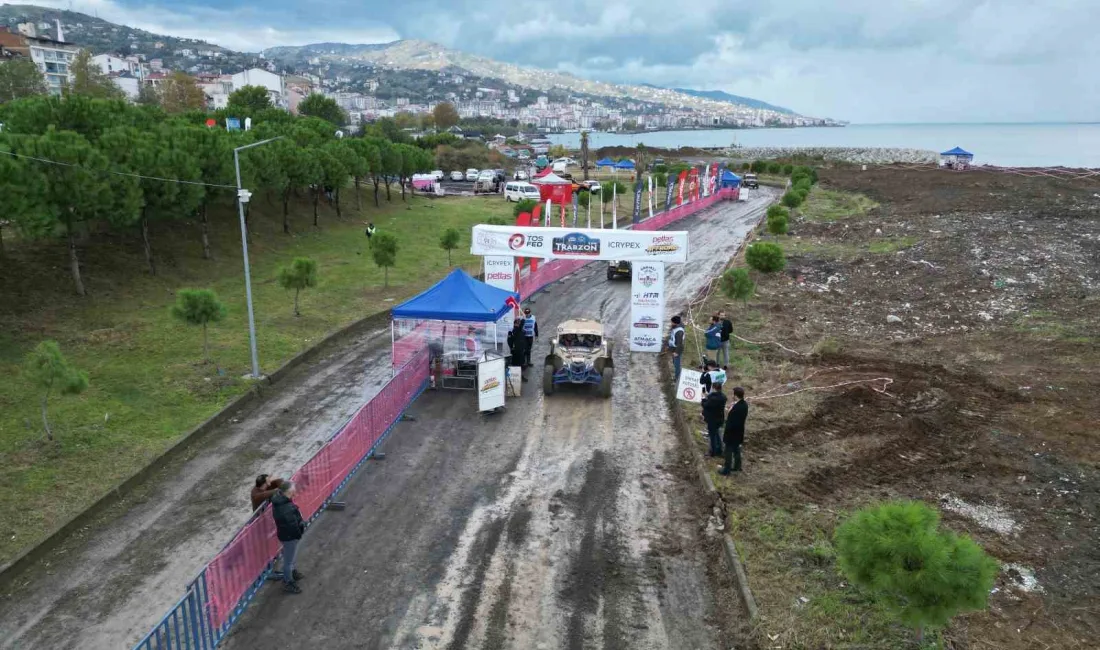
top-left (545, 199), bottom-right (552, 227)
top-left (612, 183), bottom-right (618, 230)
top-left (647, 174), bottom-right (654, 218)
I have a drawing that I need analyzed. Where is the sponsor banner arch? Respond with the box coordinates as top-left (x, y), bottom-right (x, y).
top-left (471, 225), bottom-right (689, 263)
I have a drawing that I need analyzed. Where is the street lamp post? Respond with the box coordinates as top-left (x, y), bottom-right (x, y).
top-left (233, 136), bottom-right (283, 379)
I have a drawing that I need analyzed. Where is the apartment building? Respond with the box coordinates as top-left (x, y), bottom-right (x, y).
top-left (0, 27), bottom-right (79, 95)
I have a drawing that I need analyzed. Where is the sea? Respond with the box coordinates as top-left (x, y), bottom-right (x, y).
top-left (547, 123), bottom-right (1100, 169)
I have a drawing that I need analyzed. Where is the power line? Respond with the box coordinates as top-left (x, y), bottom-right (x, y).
top-left (0, 149), bottom-right (238, 189)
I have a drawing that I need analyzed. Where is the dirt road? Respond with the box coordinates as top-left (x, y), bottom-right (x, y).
top-left (220, 192), bottom-right (771, 650)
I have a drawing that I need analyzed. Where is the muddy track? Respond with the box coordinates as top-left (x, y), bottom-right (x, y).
top-left (219, 192), bottom-right (773, 650)
top-left (0, 192), bottom-right (771, 649)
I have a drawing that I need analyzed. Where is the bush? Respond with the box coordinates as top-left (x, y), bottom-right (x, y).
top-left (600, 180), bottom-right (627, 202)
top-left (371, 231), bottom-right (399, 287)
top-left (793, 165), bottom-right (819, 184)
top-left (171, 288), bottom-right (227, 362)
top-left (766, 161), bottom-right (782, 175)
top-left (719, 267), bottom-right (755, 304)
top-left (513, 198), bottom-right (538, 217)
top-left (781, 191), bottom-right (804, 208)
top-left (766, 213), bottom-right (789, 237)
top-left (766, 204), bottom-right (789, 221)
top-left (813, 336), bottom-right (841, 355)
top-left (486, 216), bottom-right (508, 226)
top-left (277, 257), bottom-right (318, 316)
top-left (835, 501), bottom-right (999, 642)
top-left (794, 188), bottom-right (809, 203)
top-left (651, 163), bottom-right (668, 174)
top-left (439, 227), bottom-right (461, 266)
top-left (23, 340), bottom-right (89, 441)
top-left (745, 241), bottom-right (786, 273)
top-left (750, 159), bottom-right (766, 174)
top-left (782, 163), bottom-right (794, 175)
top-left (653, 172), bottom-right (668, 189)
top-left (793, 178), bottom-right (812, 193)
top-left (741, 162), bottom-right (751, 171)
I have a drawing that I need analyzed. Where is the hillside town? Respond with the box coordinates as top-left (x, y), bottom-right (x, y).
top-left (0, 11), bottom-right (842, 133)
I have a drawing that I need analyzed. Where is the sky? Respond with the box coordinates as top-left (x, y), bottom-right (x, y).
top-left (34, 0), bottom-right (1100, 123)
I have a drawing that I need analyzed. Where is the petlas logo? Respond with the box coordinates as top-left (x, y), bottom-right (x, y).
top-left (552, 232), bottom-right (601, 256)
top-left (646, 235), bottom-right (680, 255)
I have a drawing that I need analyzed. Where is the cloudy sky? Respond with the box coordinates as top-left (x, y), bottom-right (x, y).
top-left (38, 0), bottom-right (1100, 123)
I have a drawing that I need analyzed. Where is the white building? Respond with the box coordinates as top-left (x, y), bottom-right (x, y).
top-left (108, 72), bottom-right (141, 100)
top-left (230, 68), bottom-right (286, 108)
top-left (92, 54), bottom-right (146, 79)
top-left (22, 35), bottom-right (79, 95)
top-left (197, 74), bottom-right (234, 109)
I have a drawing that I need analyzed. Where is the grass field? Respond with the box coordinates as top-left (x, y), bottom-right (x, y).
top-left (0, 191), bottom-right (512, 564)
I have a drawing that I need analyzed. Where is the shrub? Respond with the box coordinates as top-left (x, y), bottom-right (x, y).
top-left (719, 267), bottom-right (755, 304)
top-left (766, 161), bottom-right (782, 174)
top-left (486, 216), bottom-right (508, 226)
top-left (600, 180), bottom-right (627, 201)
top-left (781, 191), bottom-right (804, 208)
top-left (741, 162), bottom-right (751, 171)
top-left (766, 213), bottom-right (789, 237)
top-left (793, 165), bottom-right (819, 184)
top-left (835, 500), bottom-right (999, 642)
top-left (766, 204), bottom-right (789, 221)
top-left (745, 241), bottom-right (786, 273)
top-left (513, 198), bottom-right (538, 217)
top-left (794, 188), bottom-right (810, 203)
top-left (171, 288), bottom-right (227, 362)
top-left (277, 257), bottom-right (318, 316)
top-left (371, 231), bottom-right (399, 287)
top-left (793, 178), bottom-right (813, 193)
top-left (439, 227), bottom-right (461, 266)
top-left (750, 159), bottom-right (766, 173)
top-left (782, 163), bottom-right (794, 175)
top-left (23, 340), bottom-right (89, 441)
top-left (813, 336), bottom-right (841, 355)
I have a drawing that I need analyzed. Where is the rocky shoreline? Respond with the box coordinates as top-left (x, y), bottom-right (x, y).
top-left (724, 146), bottom-right (938, 164)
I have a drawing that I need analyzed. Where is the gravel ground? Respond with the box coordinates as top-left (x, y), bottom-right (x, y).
top-left (0, 190), bottom-right (771, 649)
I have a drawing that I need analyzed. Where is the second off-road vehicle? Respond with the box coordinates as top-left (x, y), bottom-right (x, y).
top-left (543, 319), bottom-right (614, 398)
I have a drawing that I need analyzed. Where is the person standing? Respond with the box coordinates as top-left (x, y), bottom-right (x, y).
top-left (270, 481), bottom-right (306, 593)
top-left (365, 222), bottom-right (376, 247)
top-left (718, 310), bottom-right (733, 368)
top-left (720, 387), bottom-right (749, 475)
top-left (704, 315), bottom-right (722, 362)
top-left (250, 474), bottom-right (284, 512)
top-left (522, 308), bottom-right (539, 368)
top-left (668, 315), bottom-right (686, 380)
top-left (507, 318), bottom-right (528, 382)
top-left (701, 382), bottom-right (728, 457)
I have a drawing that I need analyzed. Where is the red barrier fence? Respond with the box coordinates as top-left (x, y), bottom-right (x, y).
top-left (204, 349), bottom-right (429, 630)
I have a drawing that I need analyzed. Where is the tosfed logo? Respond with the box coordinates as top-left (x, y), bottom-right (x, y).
top-left (552, 232), bottom-right (601, 256)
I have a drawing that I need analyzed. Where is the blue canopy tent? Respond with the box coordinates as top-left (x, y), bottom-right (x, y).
top-left (940, 146), bottom-right (974, 170)
top-left (595, 157), bottom-right (616, 168)
top-left (391, 269), bottom-right (520, 380)
top-left (720, 170), bottom-right (741, 188)
top-left (615, 159), bottom-right (636, 170)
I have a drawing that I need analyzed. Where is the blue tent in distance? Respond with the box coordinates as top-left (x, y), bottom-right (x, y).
top-left (392, 268), bottom-right (518, 322)
top-left (940, 146), bottom-right (973, 156)
top-left (615, 159), bottom-right (636, 170)
top-left (720, 170), bottom-right (741, 188)
top-left (595, 157), bottom-right (616, 168)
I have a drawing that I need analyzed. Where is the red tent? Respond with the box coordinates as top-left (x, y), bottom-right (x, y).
top-left (530, 172), bottom-right (573, 204)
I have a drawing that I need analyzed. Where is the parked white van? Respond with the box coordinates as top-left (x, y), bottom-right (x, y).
top-left (504, 182), bottom-right (541, 202)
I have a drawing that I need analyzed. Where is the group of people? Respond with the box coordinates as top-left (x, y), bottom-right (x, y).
top-left (251, 474), bottom-right (307, 594)
top-left (506, 307), bottom-right (538, 369)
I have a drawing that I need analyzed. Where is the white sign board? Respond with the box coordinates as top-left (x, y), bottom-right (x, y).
top-left (676, 369), bottom-right (704, 403)
top-left (629, 262), bottom-right (666, 353)
top-left (478, 354), bottom-right (506, 412)
top-left (471, 225), bottom-right (688, 263)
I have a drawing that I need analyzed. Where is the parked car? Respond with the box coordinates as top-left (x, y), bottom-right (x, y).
top-left (504, 182), bottom-right (542, 202)
top-left (514, 170), bottom-right (529, 181)
top-left (450, 170), bottom-right (465, 181)
top-left (465, 168), bottom-right (480, 181)
top-left (517, 152), bottom-right (531, 161)
top-left (431, 170), bottom-right (444, 181)
top-left (584, 180), bottom-right (602, 194)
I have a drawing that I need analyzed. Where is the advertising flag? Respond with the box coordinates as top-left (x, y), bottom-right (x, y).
top-left (629, 262), bottom-right (666, 353)
top-left (665, 173), bottom-right (675, 211)
top-left (612, 183), bottom-right (618, 229)
top-left (572, 191), bottom-right (579, 227)
top-left (632, 179), bottom-right (643, 224)
top-left (676, 170), bottom-right (688, 206)
top-left (647, 174), bottom-right (654, 219)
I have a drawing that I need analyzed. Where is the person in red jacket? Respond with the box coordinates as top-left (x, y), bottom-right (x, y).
top-left (250, 474), bottom-right (284, 512)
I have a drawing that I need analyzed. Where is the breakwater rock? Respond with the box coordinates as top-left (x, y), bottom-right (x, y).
top-left (726, 147), bottom-right (938, 165)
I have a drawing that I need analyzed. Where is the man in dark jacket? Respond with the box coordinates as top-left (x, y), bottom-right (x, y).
top-left (250, 474), bottom-right (284, 512)
top-left (701, 382), bottom-right (728, 457)
top-left (718, 310), bottom-right (733, 367)
top-left (270, 481), bottom-right (306, 593)
top-left (506, 318), bottom-right (528, 382)
top-left (720, 387), bottom-right (749, 475)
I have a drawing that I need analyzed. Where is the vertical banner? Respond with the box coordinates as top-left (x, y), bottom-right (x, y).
top-left (647, 174), bottom-right (654, 219)
top-left (632, 179), bottom-right (642, 224)
top-left (676, 170), bottom-right (688, 206)
top-left (665, 174), bottom-right (675, 212)
top-left (484, 256), bottom-right (518, 334)
top-left (544, 199), bottom-right (552, 227)
top-left (572, 191), bottom-right (579, 227)
top-left (477, 354), bottom-right (506, 412)
top-left (690, 167), bottom-right (700, 202)
top-left (612, 183), bottom-right (618, 229)
top-left (528, 205), bottom-right (541, 273)
top-left (600, 189), bottom-right (605, 228)
top-left (629, 262), bottom-right (666, 353)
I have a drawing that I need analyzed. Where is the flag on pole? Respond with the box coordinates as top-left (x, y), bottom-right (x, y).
top-left (647, 174), bottom-right (654, 219)
top-left (632, 179), bottom-right (642, 224)
top-left (572, 191), bottom-right (579, 227)
top-left (612, 183), bottom-right (618, 229)
top-left (586, 191), bottom-right (592, 228)
top-left (600, 187), bottom-right (605, 228)
top-left (545, 199), bottom-right (552, 227)
top-left (665, 173), bottom-right (675, 211)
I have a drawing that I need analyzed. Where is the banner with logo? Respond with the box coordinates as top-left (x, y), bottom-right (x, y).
top-left (632, 180), bottom-right (642, 224)
top-left (676, 368), bottom-right (704, 403)
top-left (630, 262), bottom-right (666, 353)
top-left (647, 175), bottom-right (654, 219)
top-left (689, 167), bottom-right (700, 202)
top-left (484, 256), bottom-right (518, 337)
top-left (572, 191), bottom-right (579, 227)
top-left (676, 170), bottom-right (688, 206)
top-left (471, 226), bottom-right (688, 262)
top-left (477, 353), bottom-right (506, 412)
top-left (612, 183), bottom-right (618, 229)
top-left (665, 173), bottom-right (675, 211)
